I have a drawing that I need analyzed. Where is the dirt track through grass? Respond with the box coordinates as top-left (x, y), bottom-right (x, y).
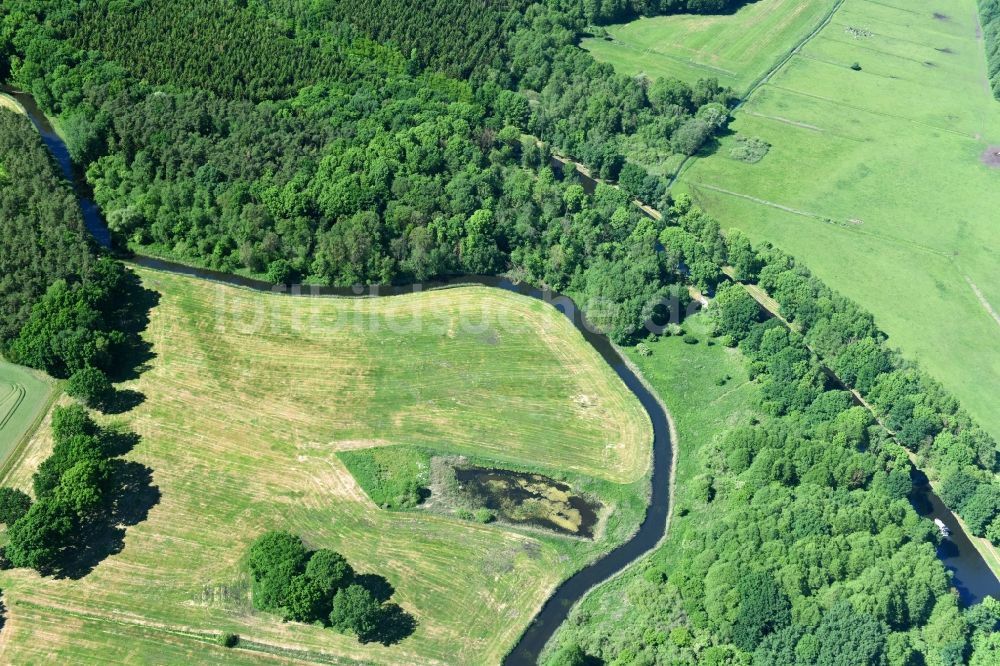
top-left (0, 268), bottom-right (651, 665)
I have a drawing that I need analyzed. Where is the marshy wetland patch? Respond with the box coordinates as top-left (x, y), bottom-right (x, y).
top-left (454, 466), bottom-right (602, 538)
top-left (430, 457), bottom-right (603, 538)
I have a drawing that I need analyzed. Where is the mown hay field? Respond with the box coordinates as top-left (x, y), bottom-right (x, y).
top-left (580, 0), bottom-right (839, 93)
top-left (0, 268), bottom-right (651, 665)
top-left (677, 0), bottom-right (1000, 444)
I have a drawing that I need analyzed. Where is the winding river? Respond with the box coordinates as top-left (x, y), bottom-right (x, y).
top-left (3, 86), bottom-right (676, 663)
top-left (6, 86), bottom-right (998, 664)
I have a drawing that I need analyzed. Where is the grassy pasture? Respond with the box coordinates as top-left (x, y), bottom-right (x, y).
top-left (580, 0), bottom-right (838, 93)
top-left (0, 268), bottom-right (651, 665)
top-left (677, 0), bottom-right (1000, 443)
top-left (0, 362), bottom-right (56, 471)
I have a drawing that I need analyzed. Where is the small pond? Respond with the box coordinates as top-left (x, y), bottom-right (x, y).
top-left (453, 466), bottom-right (601, 538)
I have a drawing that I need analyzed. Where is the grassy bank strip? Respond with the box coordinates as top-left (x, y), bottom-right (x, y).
top-left (0, 92), bottom-right (28, 116)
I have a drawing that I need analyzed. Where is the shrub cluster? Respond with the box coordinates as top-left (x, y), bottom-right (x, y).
top-left (729, 135), bottom-right (770, 163)
top-left (247, 531), bottom-right (415, 644)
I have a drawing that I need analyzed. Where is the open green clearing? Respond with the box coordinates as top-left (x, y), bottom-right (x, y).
top-left (0, 361), bottom-right (55, 469)
top-left (0, 268), bottom-right (651, 664)
top-left (580, 0), bottom-right (839, 93)
top-left (675, 0), bottom-right (1000, 445)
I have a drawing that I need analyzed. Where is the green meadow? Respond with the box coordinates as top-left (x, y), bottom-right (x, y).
top-left (0, 268), bottom-right (651, 664)
top-left (580, 0), bottom-right (839, 93)
top-left (0, 361), bottom-right (55, 470)
top-left (674, 0), bottom-right (1000, 444)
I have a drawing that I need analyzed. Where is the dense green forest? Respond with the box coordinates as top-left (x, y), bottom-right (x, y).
top-left (0, 109), bottom-right (148, 393)
top-left (271, 0), bottom-right (751, 79)
top-left (3, 0), bottom-right (1000, 662)
top-left (0, 0), bottom-right (732, 298)
top-left (981, 0), bottom-right (1000, 98)
top-left (549, 300), bottom-right (1000, 665)
top-left (0, 109), bottom-right (95, 342)
top-left (545, 194), bottom-right (1000, 665)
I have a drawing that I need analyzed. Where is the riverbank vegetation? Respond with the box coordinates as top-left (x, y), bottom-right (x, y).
top-left (548, 312), bottom-right (1000, 665)
top-left (0, 109), bottom-right (154, 411)
top-left (0, 268), bottom-right (651, 663)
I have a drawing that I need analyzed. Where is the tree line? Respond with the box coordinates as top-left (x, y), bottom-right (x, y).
top-left (980, 0), bottom-right (1000, 99)
top-left (0, 405), bottom-right (156, 576)
top-left (0, 109), bottom-right (152, 403)
top-left (738, 242), bottom-right (1000, 550)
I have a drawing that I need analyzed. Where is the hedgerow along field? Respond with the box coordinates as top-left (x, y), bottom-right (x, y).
top-left (0, 268), bottom-right (652, 664)
top-left (0, 361), bottom-right (55, 469)
top-left (672, 0), bottom-right (1000, 445)
top-left (580, 0), bottom-right (839, 94)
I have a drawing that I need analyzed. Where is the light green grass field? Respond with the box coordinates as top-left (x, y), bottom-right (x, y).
top-left (0, 268), bottom-right (651, 665)
top-left (543, 314), bottom-right (757, 660)
top-left (580, 0), bottom-right (839, 93)
top-left (0, 362), bottom-right (56, 470)
top-left (676, 0), bottom-right (1000, 443)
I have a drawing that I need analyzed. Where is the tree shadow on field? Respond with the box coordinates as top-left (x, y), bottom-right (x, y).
top-left (106, 269), bottom-right (160, 383)
top-left (352, 573), bottom-right (417, 645)
top-left (54, 459), bottom-right (160, 580)
top-left (361, 602), bottom-right (417, 646)
top-left (100, 423), bottom-right (141, 457)
top-left (355, 573), bottom-right (395, 602)
top-left (102, 388), bottom-right (146, 415)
